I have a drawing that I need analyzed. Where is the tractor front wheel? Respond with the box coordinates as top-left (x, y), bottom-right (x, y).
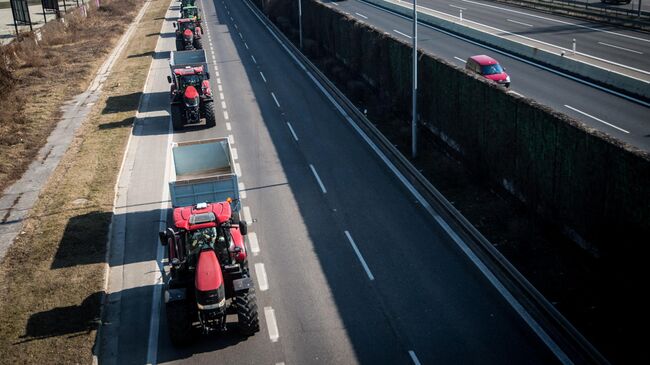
top-left (171, 104), bottom-right (184, 131)
top-left (202, 101), bottom-right (216, 128)
top-left (235, 288), bottom-right (260, 336)
top-left (166, 300), bottom-right (193, 346)
top-left (194, 37), bottom-right (203, 50)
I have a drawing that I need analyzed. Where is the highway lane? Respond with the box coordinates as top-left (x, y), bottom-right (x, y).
top-left (329, 0), bottom-right (650, 150)
top-left (382, 0), bottom-right (650, 73)
top-left (102, 0), bottom-right (581, 363)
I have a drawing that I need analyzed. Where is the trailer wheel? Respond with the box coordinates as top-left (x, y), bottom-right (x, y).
top-left (235, 288), bottom-right (259, 336)
top-left (171, 104), bottom-right (183, 131)
top-left (166, 300), bottom-right (193, 346)
top-left (238, 220), bottom-right (248, 236)
top-left (202, 101), bottom-right (216, 128)
top-left (194, 37), bottom-right (203, 50)
top-left (175, 38), bottom-right (183, 52)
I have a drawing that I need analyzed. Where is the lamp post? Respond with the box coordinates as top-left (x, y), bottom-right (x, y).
top-left (298, 0), bottom-right (303, 49)
top-left (411, 0), bottom-right (418, 158)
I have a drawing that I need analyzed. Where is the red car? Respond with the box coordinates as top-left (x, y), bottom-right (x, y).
top-left (465, 55), bottom-right (510, 88)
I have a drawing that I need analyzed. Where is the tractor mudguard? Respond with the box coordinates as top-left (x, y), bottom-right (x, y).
top-left (164, 288), bottom-right (187, 303)
top-left (232, 277), bottom-right (254, 293)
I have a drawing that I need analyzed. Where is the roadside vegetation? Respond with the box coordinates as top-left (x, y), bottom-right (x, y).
top-left (0, 0), bottom-right (167, 362)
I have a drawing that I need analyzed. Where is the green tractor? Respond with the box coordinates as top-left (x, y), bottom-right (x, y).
top-left (179, 0), bottom-right (196, 12)
top-left (181, 5), bottom-right (201, 25)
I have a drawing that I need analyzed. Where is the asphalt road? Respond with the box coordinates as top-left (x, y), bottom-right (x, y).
top-left (397, 0), bottom-right (650, 73)
top-left (330, 0), bottom-right (650, 150)
top-left (101, 0), bottom-right (573, 364)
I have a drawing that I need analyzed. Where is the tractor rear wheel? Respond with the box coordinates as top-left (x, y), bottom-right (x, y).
top-left (175, 38), bottom-right (183, 52)
top-left (194, 37), bottom-right (203, 50)
top-left (171, 104), bottom-right (183, 131)
top-left (166, 300), bottom-right (193, 346)
top-left (202, 101), bottom-right (216, 128)
top-left (235, 288), bottom-right (260, 336)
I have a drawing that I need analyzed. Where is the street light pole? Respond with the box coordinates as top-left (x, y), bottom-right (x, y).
top-left (411, 0), bottom-right (418, 158)
top-left (298, 0), bottom-right (303, 49)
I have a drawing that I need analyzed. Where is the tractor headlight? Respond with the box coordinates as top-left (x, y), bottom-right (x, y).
top-left (197, 297), bottom-right (225, 310)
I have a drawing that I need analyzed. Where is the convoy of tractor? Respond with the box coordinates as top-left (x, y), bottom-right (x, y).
top-left (158, 1), bottom-right (260, 346)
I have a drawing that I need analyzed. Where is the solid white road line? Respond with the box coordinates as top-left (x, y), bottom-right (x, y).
top-left (286, 122), bottom-right (299, 141)
top-left (247, 232), bottom-right (260, 255)
top-left (242, 206), bottom-right (252, 224)
top-left (146, 116), bottom-right (173, 365)
top-left (231, 147), bottom-right (238, 160)
top-left (507, 19), bottom-right (533, 27)
top-left (251, 55), bottom-right (257, 64)
top-left (344, 231), bottom-right (374, 280)
top-left (408, 351), bottom-right (421, 365)
top-left (226, 122), bottom-right (232, 131)
top-left (598, 42), bottom-right (643, 54)
top-left (355, 12), bottom-right (368, 19)
top-left (264, 307), bottom-right (280, 342)
top-left (454, 56), bottom-right (466, 63)
top-left (309, 164), bottom-right (327, 193)
top-left (271, 92), bottom-right (281, 108)
top-left (564, 105), bottom-right (629, 133)
top-left (223, 111), bottom-right (229, 120)
top-left (239, 182), bottom-right (247, 199)
top-left (393, 29), bottom-right (412, 39)
top-left (235, 162), bottom-right (242, 177)
top-left (260, 71), bottom-right (267, 83)
top-left (461, 0), bottom-right (650, 43)
top-left (255, 263), bottom-right (269, 291)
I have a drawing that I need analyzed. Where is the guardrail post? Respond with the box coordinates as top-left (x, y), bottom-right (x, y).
top-left (572, 38), bottom-right (576, 55)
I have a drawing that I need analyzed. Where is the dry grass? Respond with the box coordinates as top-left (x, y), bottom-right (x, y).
top-left (0, 0), bottom-right (142, 194)
top-left (0, 0), bottom-right (168, 363)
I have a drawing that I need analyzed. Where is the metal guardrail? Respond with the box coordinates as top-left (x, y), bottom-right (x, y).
top-left (492, 0), bottom-right (650, 29)
top-left (243, 0), bottom-right (611, 363)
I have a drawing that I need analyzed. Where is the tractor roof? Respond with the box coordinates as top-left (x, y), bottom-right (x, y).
top-left (174, 66), bottom-right (204, 76)
top-left (173, 202), bottom-right (231, 230)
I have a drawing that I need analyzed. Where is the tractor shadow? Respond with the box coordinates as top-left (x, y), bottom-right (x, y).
top-left (102, 92), bottom-right (143, 114)
top-left (50, 211), bottom-right (112, 269)
top-left (16, 291), bottom-right (103, 344)
top-left (127, 50), bottom-right (171, 60)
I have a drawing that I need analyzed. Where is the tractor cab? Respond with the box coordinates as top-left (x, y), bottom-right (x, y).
top-left (171, 66), bottom-right (210, 108)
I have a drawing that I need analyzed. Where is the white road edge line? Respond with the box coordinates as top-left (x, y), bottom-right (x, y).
top-left (597, 42), bottom-right (643, 55)
top-left (449, 4), bottom-right (466, 10)
top-left (242, 1), bottom-right (573, 359)
top-left (355, 12), bottom-right (368, 19)
top-left (146, 118), bottom-right (172, 365)
top-left (408, 351), bottom-right (421, 365)
top-left (264, 307), bottom-right (280, 342)
top-left (242, 206), bottom-right (253, 224)
top-left (255, 263), bottom-right (269, 291)
top-left (344, 231), bottom-right (374, 281)
top-left (309, 164), bottom-right (327, 193)
top-left (286, 122), bottom-right (299, 141)
top-left (239, 182), bottom-right (247, 199)
top-left (271, 92), bottom-right (281, 108)
top-left (248, 232), bottom-right (260, 255)
top-left (507, 19), bottom-right (533, 27)
top-left (393, 29), bottom-right (412, 39)
top-left (454, 56), bottom-right (466, 63)
top-left (564, 105), bottom-right (629, 133)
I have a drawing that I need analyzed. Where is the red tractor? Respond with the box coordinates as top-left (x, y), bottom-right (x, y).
top-left (168, 50), bottom-right (216, 130)
top-left (159, 201), bottom-right (259, 346)
top-left (174, 18), bottom-right (203, 51)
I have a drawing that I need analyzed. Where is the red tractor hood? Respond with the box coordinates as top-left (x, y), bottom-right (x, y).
top-left (184, 85), bottom-right (199, 99)
top-left (195, 250), bottom-right (223, 292)
top-left (183, 29), bottom-right (193, 38)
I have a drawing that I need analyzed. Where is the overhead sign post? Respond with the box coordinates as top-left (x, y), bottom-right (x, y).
top-left (9, 0), bottom-right (33, 35)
